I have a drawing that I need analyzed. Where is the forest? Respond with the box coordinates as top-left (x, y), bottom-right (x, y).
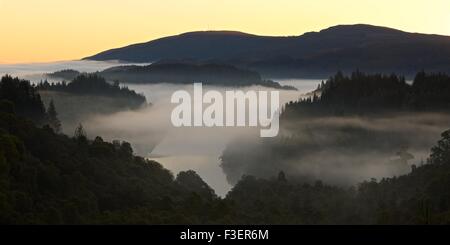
top-left (283, 71), bottom-right (450, 117)
top-left (46, 69), bottom-right (81, 81)
top-left (37, 74), bottom-right (146, 108)
top-left (1, 74), bottom-right (450, 224)
top-left (35, 74), bottom-right (148, 133)
top-left (221, 71), bottom-right (450, 185)
top-left (98, 62), bottom-right (296, 90)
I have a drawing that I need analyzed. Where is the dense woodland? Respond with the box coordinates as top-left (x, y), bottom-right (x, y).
top-left (36, 74), bottom-right (148, 133)
top-left (99, 62), bottom-right (296, 90)
top-left (282, 71), bottom-right (450, 118)
top-left (0, 76), bottom-right (220, 223)
top-left (221, 71), bottom-right (450, 224)
top-left (1, 74), bottom-right (450, 224)
top-left (46, 69), bottom-right (81, 81)
top-left (0, 75), bottom-right (60, 131)
top-left (37, 74), bottom-right (146, 109)
top-left (222, 72), bottom-right (450, 186)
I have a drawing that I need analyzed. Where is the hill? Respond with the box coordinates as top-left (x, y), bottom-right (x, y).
top-left (221, 71), bottom-right (450, 186)
top-left (84, 24), bottom-right (450, 78)
top-left (46, 69), bottom-right (81, 81)
top-left (99, 62), bottom-right (296, 89)
top-left (2, 74), bottom-right (450, 224)
top-left (37, 74), bottom-right (146, 106)
top-left (0, 75), bottom-right (219, 224)
top-left (36, 74), bottom-right (148, 133)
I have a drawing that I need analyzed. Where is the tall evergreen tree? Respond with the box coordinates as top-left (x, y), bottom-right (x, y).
top-left (47, 99), bottom-right (62, 133)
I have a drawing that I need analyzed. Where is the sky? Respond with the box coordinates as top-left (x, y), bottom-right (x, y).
top-left (1, 0), bottom-right (449, 64)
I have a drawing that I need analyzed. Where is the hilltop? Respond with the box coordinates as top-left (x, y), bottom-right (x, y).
top-left (84, 24), bottom-right (450, 78)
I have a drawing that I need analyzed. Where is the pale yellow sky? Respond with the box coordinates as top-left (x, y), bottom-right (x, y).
top-left (1, 0), bottom-right (449, 63)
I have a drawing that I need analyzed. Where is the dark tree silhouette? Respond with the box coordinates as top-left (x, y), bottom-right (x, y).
top-left (3, 74), bottom-right (450, 225)
top-left (0, 75), bottom-right (47, 124)
top-left (46, 99), bottom-right (62, 133)
top-left (74, 123), bottom-right (87, 141)
top-left (37, 74), bottom-right (147, 109)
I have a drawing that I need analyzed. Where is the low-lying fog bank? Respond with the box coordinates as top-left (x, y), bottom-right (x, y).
top-left (4, 60), bottom-right (443, 199)
top-left (0, 60), bottom-right (150, 83)
top-left (221, 112), bottom-right (450, 187)
top-left (1, 61), bottom-right (322, 196)
top-left (83, 82), bottom-right (314, 196)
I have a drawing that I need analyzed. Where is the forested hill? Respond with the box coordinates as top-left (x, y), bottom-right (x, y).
top-left (0, 75), bottom-right (220, 224)
top-left (220, 70), bottom-right (450, 224)
top-left (99, 62), bottom-right (296, 89)
top-left (282, 71), bottom-right (450, 118)
top-left (2, 74), bottom-right (450, 224)
top-left (0, 75), bottom-right (47, 125)
top-left (37, 74), bottom-right (146, 108)
top-left (221, 71), bottom-right (450, 187)
top-left (84, 24), bottom-right (450, 77)
top-left (36, 74), bottom-right (148, 133)
top-left (226, 131), bottom-right (450, 224)
top-left (46, 69), bottom-right (81, 81)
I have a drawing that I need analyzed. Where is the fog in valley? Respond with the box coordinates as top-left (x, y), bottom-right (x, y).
top-left (221, 112), bottom-right (450, 187)
top-left (0, 61), bottom-right (318, 196)
top-left (0, 60), bottom-right (150, 81)
top-left (1, 61), bottom-right (447, 197)
top-left (83, 83), bottom-right (308, 196)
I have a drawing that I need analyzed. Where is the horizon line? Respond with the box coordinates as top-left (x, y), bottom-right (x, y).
top-left (2, 23), bottom-right (450, 65)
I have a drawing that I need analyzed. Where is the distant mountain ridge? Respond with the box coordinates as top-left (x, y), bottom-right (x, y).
top-left (84, 24), bottom-right (450, 78)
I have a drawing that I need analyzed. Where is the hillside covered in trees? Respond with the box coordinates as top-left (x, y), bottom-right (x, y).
top-left (46, 69), bottom-right (81, 81)
top-left (0, 75), bottom-right (61, 132)
top-left (36, 74), bottom-right (147, 133)
top-left (37, 74), bottom-right (146, 108)
top-left (0, 75), bottom-right (221, 224)
top-left (282, 71), bottom-right (450, 118)
top-left (1, 74), bottom-right (450, 224)
top-left (226, 133), bottom-right (450, 224)
top-left (221, 71), bottom-right (450, 192)
top-left (98, 62), bottom-right (296, 89)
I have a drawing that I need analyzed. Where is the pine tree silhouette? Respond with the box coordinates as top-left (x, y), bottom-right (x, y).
top-left (47, 99), bottom-right (62, 133)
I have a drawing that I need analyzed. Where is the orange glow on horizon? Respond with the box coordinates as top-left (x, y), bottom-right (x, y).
top-left (1, 0), bottom-right (449, 63)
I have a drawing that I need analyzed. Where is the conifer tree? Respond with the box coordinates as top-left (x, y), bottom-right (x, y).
top-left (47, 99), bottom-right (62, 133)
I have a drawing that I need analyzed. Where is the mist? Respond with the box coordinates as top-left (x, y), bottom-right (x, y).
top-left (221, 112), bottom-right (450, 187)
top-left (0, 60), bottom-right (150, 84)
top-left (81, 82), bottom-right (311, 196)
top-left (5, 59), bottom-right (443, 196)
top-left (1, 61), bottom-right (324, 196)
top-left (2, 60), bottom-right (448, 198)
